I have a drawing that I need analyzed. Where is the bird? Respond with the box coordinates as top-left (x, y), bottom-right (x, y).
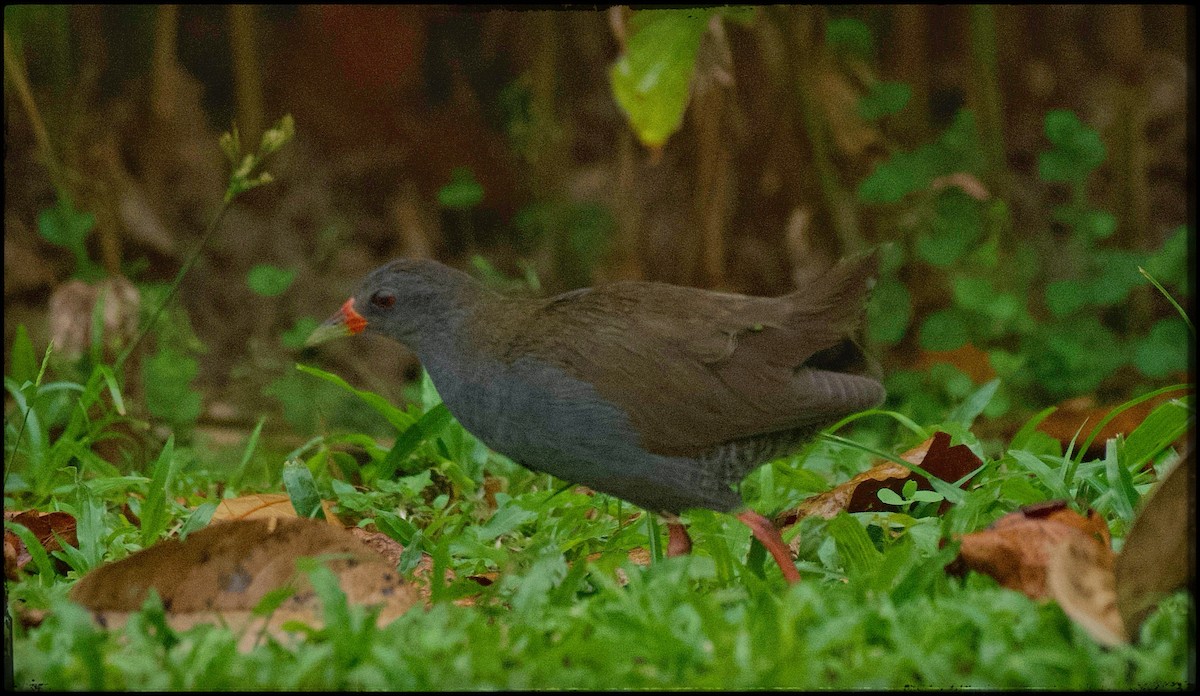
top-left (305, 254), bottom-right (885, 583)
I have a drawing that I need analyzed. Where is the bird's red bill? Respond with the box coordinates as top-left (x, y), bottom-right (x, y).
top-left (340, 298), bottom-right (368, 335)
top-left (304, 297), bottom-right (368, 347)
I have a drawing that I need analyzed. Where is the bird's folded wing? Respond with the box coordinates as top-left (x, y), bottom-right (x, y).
top-left (512, 254), bottom-right (882, 457)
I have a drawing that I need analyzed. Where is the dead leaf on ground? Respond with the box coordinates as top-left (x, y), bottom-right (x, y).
top-left (211, 493), bottom-right (342, 526)
top-left (1114, 446), bottom-right (1194, 637)
top-left (4, 510), bottom-right (79, 578)
top-left (70, 518), bottom-right (420, 649)
top-left (1045, 531), bottom-right (1126, 646)
top-left (585, 546), bottom-right (653, 587)
top-left (777, 431), bottom-right (982, 533)
top-left (951, 501), bottom-right (1126, 644)
top-left (911, 343), bottom-right (997, 385)
top-left (951, 501), bottom-right (1113, 599)
top-left (1036, 392), bottom-right (1190, 461)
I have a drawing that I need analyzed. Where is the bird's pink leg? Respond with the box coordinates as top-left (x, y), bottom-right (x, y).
top-left (737, 510), bottom-right (801, 584)
top-left (666, 521), bottom-right (693, 557)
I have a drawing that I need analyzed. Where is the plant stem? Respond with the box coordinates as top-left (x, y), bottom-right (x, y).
top-left (114, 200), bottom-right (233, 373)
top-left (4, 30), bottom-right (66, 199)
top-left (968, 6), bottom-right (1007, 202)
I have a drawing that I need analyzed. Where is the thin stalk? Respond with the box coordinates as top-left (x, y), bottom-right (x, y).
top-left (4, 30), bottom-right (66, 197)
top-left (968, 6), bottom-right (1007, 201)
top-left (114, 200), bottom-right (232, 373)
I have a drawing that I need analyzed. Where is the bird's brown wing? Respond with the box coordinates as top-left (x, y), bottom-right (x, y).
top-left (492, 254), bottom-right (882, 457)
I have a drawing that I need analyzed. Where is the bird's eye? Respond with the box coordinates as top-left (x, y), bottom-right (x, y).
top-left (370, 291), bottom-right (396, 308)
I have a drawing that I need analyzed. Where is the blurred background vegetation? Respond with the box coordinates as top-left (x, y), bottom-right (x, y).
top-left (4, 5), bottom-right (1191, 461)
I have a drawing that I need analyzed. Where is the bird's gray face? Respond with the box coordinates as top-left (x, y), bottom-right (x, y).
top-left (305, 260), bottom-right (467, 348)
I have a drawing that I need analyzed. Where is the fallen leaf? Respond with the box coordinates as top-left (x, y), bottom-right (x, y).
top-left (1045, 533), bottom-right (1126, 646)
top-left (1036, 392), bottom-right (1190, 460)
top-left (211, 493), bottom-right (342, 526)
top-left (211, 493), bottom-right (297, 522)
top-left (1114, 446), bottom-right (1194, 636)
top-left (778, 431), bottom-right (981, 528)
top-left (70, 518), bottom-right (420, 649)
top-left (4, 510), bottom-right (79, 577)
top-left (911, 344), bottom-right (997, 385)
top-left (951, 502), bottom-right (1114, 600)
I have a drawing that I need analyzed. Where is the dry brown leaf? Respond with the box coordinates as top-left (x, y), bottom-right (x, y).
top-left (4, 510), bottom-right (79, 577)
top-left (211, 493), bottom-right (297, 522)
top-left (211, 493), bottom-right (342, 526)
top-left (778, 431), bottom-right (981, 530)
top-left (952, 502), bottom-right (1114, 600)
top-left (1114, 448), bottom-right (1194, 636)
top-left (911, 344), bottom-right (997, 385)
top-left (1046, 534), bottom-right (1126, 646)
top-left (1036, 391), bottom-right (1190, 460)
top-left (4, 531), bottom-right (19, 581)
top-left (70, 518), bottom-right (420, 648)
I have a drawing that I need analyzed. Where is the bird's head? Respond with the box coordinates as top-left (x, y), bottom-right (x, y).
top-left (305, 259), bottom-right (480, 348)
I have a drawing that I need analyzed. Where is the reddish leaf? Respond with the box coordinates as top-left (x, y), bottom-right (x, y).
top-left (778, 431), bottom-right (981, 526)
top-left (4, 509), bottom-right (79, 576)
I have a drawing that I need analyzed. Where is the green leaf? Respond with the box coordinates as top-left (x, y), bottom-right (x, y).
top-left (1008, 450), bottom-right (1070, 501)
top-left (609, 9), bottom-right (712, 148)
top-left (283, 459), bottom-right (323, 518)
top-left (1009, 405), bottom-right (1058, 451)
top-left (397, 529), bottom-right (425, 574)
top-left (253, 586), bottom-right (298, 618)
top-left (477, 500), bottom-right (538, 542)
top-left (1132, 318), bottom-right (1189, 379)
top-left (247, 264), bottom-right (297, 297)
top-left (140, 435), bottom-right (178, 546)
top-left (826, 513), bottom-right (881, 579)
top-left (1143, 225), bottom-right (1189, 289)
top-left (143, 347), bottom-right (202, 428)
top-left (375, 510), bottom-right (419, 546)
top-left (951, 276), bottom-right (994, 313)
top-left (858, 81), bottom-right (911, 121)
top-left (4, 521), bottom-right (56, 583)
top-left (295, 363), bottom-right (415, 432)
top-left (1038, 110), bottom-right (1106, 183)
top-left (876, 488), bottom-right (905, 506)
top-left (1102, 439), bottom-right (1137, 522)
top-left (180, 502), bottom-right (217, 539)
top-left (1121, 398), bottom-right (1191, 472)
top-left (825, 17), bottom-right (873, 58)
top-left (437, 167), bottom-right (485, 209)
top-left (909, 490), bottom-right (944, 504)
top-left (282, 317), bottom-right (321, 350)
top-left (918, 190), bottom-right (983, 267)
top-left (947, 379), bottom-right (1000, 427)
top-left (1045, 279), bottom-right (1089, 317)
top-left (867, 277), bottom-right (911, 344)
top-left (377, 404), bottom-right (454, 479)
top-left (1080, 210), bottom-right (1117, 241)
top-left (9, 324), bottom-right (37, 385)
top-left (37, 199), bottom-right (99, 276)
top-left (1088, 249), bottom-right (1145, 305)
top-left (918, 309), bottom-right (969, 352)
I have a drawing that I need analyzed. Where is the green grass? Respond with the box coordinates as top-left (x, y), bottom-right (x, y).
top-left (5, 357), bottom-right (1194, 690)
